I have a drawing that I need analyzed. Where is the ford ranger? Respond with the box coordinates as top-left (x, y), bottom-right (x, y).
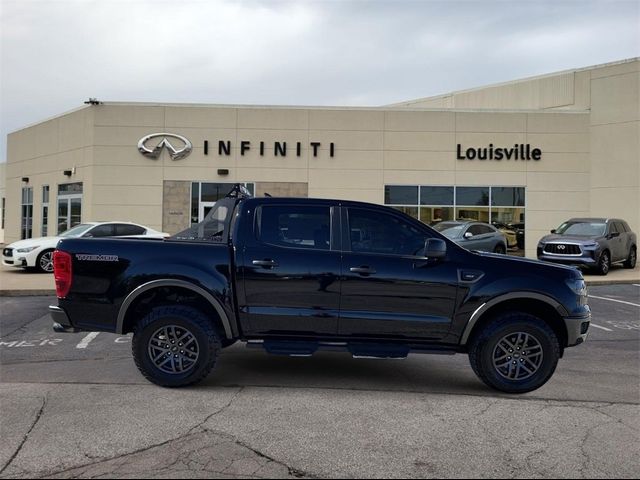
top-left (50, 185), bottom-right (591, 393)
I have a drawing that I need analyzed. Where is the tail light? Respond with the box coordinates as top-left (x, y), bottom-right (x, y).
top-left (53, 250), bottom-right (73, 298)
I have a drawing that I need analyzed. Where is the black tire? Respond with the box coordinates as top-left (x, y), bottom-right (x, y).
top-left (132, 305), bottom-right (221, 387)
top-left (624, 247), bottom-right (637, 269)
top-left (596, 250), bottom-right (611, 276)
top-left (493, 244), bottom-right (506, 255)
top-left (468, 312), bottom-right (560, 394)
top-left (35, 249), bottom-right (55, 273)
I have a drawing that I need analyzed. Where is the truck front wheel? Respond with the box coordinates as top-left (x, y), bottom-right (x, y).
top-left (468, 312), bottom-right (560, 394)
top-left (132, 305), bottom-right (221, 387)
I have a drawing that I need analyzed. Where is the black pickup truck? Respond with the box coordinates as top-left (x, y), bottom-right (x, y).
top-left (50, 186), bottom-right (590, 393)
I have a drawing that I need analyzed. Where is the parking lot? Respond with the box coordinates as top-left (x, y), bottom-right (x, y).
top-left (1, 285), bottom-right (639, 478)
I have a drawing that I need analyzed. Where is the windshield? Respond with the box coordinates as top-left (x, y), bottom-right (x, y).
top-left (433, 223), bottom-right (465, 238)
top-left (556, 222), bottom-right (606, 236)
top-left (59, 224), bottom-right (94, 238)
top-left (432, 222), bottom-right (459, 232)
top-left (171, 202), bottom-right (231, 242)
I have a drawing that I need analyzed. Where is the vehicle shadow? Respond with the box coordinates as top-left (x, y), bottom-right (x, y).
top-left (201, 346), bottom-right (493, 397)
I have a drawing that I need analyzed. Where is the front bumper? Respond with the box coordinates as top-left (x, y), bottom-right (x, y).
top-left (537, 253), bottom-right (597, 268)
top-left (2, 250), bottom-right (38, 268)
top-left (50, 305), bottom-right (82, 333)
top-left (563, 314), bottom-right (591, 347)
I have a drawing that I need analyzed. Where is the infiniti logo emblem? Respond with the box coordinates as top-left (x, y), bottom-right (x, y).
top-left (138, 133), bottom-right (193, 160)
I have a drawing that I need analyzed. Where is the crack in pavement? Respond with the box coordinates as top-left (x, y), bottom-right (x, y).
top-left (0, 395), bottom-right (47, 476)
top-left (17, 387), bottom-right (316, 478)
top-left (187, 386), bottom-right (245, 435)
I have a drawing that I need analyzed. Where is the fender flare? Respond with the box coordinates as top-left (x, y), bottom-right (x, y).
top-left (116, 279), bottom-right (233, 339)
top-left (459, 292), bottom-right (568, 345)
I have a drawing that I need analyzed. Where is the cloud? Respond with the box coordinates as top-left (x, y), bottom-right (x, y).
top-left (0, 0), bottom-right (638, 158)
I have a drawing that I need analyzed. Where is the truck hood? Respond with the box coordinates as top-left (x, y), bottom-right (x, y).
top-left (539, 234), bottom-right (602, 244)
top-left (477, 251), bottom-right (582, 276)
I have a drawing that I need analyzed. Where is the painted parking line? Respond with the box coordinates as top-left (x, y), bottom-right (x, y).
top-left (76, 332), bottom-right (100, 349)
top-left (590, 324), bottom-right (613, 332)
top-left (588, 295), bottom-right (640, 308)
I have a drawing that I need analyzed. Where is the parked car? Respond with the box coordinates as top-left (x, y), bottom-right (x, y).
top-left (537, 218), bottom-right (637, 275)
top-left (2, 222), bottom-right (168, 273)
top-left (49, 185), bottom-right (590, 393)
top-left (491, 221), bottom-right (518, 249)
top-left (433, 221), bottom-right (507, 254)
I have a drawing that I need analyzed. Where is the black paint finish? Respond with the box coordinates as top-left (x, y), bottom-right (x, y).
top-left (54, 196), bottom-right (589, 354)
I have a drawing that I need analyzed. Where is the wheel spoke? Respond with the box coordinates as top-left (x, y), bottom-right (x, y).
top-left (493, 331), bottom-right (543, 381)
top-left (148, 325), bottom-right (200, 375)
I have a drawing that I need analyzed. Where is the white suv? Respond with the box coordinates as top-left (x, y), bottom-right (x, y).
top-left (2, 222), bottom-right (168, 273)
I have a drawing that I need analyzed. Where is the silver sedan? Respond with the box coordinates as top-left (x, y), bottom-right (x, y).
top-left (433, 221), bottom-right (507, 254)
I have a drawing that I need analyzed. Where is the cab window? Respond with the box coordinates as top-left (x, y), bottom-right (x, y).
top-left (347, 208), bottom-right (428, 256)
top-left (257, 205), bottom-right (331, 251)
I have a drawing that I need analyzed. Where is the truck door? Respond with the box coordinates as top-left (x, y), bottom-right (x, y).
top-left (339, 207), bottom-right (458, 340)
top-left (238, 203), bottom-right (341, 336)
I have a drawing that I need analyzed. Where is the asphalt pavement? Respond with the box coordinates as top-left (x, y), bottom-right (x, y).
top-left (0, 285), bottom-right (639, 478)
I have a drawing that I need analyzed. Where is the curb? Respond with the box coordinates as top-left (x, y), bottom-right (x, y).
top-left (584, 279), bottom-right (640, 287)
top-left (0, 290), bottom-right (56, 297)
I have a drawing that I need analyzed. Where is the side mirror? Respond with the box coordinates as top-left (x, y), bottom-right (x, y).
top-left (83, 233), bottom-right (93, 238)
top-left (463, 232), bottom-right (473, 239)
top-left (423, 238), bottom-right (447, 259)
top-left (550, 229), bottom-right (556, 234)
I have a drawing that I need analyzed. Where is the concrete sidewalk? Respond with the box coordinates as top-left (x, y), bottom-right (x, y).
top-left (1, 262), bottom-right (638, 296)
top-left (0, 266), bottom-right (56, 296)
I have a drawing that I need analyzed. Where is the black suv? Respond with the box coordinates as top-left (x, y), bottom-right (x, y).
top-left (537, 218), bottom-right (637, 275)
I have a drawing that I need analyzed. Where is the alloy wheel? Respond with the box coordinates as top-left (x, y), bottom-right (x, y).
top-left (492, 332), bottom-right (544, 381)
top-left (147, 325), bottom-right (200, 374)
top-left (40, 251), bottom-right (54, 272)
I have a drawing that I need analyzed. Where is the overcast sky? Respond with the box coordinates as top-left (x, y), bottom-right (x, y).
top-left (1, 0), bottom-right (638, 159)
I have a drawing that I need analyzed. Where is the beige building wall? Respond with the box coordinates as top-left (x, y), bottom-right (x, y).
top-left (588, 61), bottom-right (640, 235)
top-left (4, 59), bottom-right (637, 259)
top-left (389, 58), bottom-right (638, 111)
top-left (5, 107), bottom-right (95, 243)
top-left (390, 57), bottom-right (640, 235)
top-left (6, 103), bottom-right (593, 258)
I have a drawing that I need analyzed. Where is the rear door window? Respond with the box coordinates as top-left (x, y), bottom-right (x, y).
top-left (257, 205), bottom-right (331, 250)
top-left (86, 224), bottom-right (114, 237)
top-left (115, 224), bottom-right (146, 236)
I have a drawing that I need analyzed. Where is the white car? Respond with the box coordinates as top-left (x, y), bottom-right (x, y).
top-left (2, 222), bottom-right (168, 273)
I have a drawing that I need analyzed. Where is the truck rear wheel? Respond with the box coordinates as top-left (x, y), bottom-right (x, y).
top-left (468, 312), bottom-right (560, 394)
top-left (132, 305), bottom-right (221, 387)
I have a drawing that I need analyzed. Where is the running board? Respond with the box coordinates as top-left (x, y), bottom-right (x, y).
top-left (246, 340), bottom-right (457, 358)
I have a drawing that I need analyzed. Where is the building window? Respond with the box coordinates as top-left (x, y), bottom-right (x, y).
top-left (42, 185), bottom-right (49, 237)
top-left (57, 182), bottom-right (83, 234)
top-left (191, 182), bottom-right (254, 225)
top-left (1, 197), bottom-right (5, 230)
top-left (21, 187), bottom-right (33, 239)
top-left (385, 185), bottom-right (526, 254)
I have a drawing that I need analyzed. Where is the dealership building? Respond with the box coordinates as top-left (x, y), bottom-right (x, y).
top-left (2, 58), bottom-right (639, 258)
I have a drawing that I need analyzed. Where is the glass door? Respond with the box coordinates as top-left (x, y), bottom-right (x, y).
top-left (57, 195), bottom-right (82, 234)
top-left (199, 202), bottom-right (218, 222)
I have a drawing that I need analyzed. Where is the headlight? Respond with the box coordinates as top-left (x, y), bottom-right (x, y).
top-left (16, 246), bottom-right (40, 253)
top-left (583, 242), bottom-right (597, 248)
top-left (566, 278), bottom-right (588, 305)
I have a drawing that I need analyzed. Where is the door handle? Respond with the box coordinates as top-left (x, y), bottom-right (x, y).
top-left (252, 259), bottom-right (278, 268)
top-left (349, 266), bottom-right (376, 275)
